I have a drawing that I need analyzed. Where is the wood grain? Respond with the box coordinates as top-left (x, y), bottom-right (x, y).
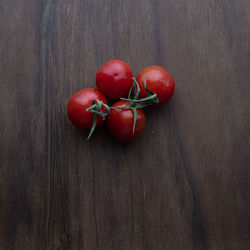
top-left (0, 0), bottom-right (250, 249)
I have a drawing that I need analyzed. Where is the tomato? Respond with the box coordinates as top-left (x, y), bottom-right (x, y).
top-left (96, 60), bottom-right (134, 100)
top-left (136, 66), bottom-right (175, 105)
top-left (67, 88), bottom-right (108, 129)
top-left (107, 100), bottom-right (146, 142)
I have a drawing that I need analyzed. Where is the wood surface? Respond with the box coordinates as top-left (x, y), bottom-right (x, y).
top-left (0, 0), bottom-right (250, 249)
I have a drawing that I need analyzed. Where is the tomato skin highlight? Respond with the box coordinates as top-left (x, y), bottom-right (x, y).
top-left (136, 66), bottom-right (175, 105)
top-left (67, 88), bottom-right (108, 129)
top-left (96, 60), bottom-right (134, 100)
top-left (107, 100), bottom-right (146, 142)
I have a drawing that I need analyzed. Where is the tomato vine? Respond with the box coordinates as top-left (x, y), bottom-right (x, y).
top-left (86, 78), bottom-right (158, 140)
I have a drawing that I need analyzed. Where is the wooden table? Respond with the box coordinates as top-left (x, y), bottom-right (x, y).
top-left (0, 1), bottom-right (249, 249)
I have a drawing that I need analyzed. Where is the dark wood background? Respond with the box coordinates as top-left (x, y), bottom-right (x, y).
top-left (0, 0), bottom-right (249, 249)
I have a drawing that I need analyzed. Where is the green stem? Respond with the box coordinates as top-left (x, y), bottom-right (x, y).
top-left (112, 78), bottom-right (159, 135)
top-left (132, 108), bottom-right (137, 134)
top-left (120, 94), bottom-right (157, 104)
top-left (86, 79), bottom-right (158, 140)
top-left (87, 113), bottom-right (97, 140)
top-left (86, 100), bottom-right (110, 140)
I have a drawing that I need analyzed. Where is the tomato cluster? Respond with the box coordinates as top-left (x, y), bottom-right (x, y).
top-left (67, 60), bottom-right (175, 142)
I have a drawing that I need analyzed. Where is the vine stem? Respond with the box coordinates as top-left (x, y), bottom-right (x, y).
top-left (111, 78), bottom-right (159, 134)
top-left (86, 78), bottom-right (159, 140)
top-left (86, 100), bottom-right (110, 140)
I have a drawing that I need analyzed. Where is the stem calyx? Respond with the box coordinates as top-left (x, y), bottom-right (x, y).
top-left (86, 100), bottom-right (110, 140)
top-left (111, 78), bottom-right (159, 134)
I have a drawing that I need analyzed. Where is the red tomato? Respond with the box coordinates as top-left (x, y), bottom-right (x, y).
top-left (136, 66), bottom-right (175, 105)
top-left (107, 100), bottom-right (146, 142)
top-left (96, 60), bottom-right (134, 100)
top-left (67, 88), bottom-right (108, 129)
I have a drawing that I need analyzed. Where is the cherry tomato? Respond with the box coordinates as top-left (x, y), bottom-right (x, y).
top-left (107, 100), bottom-right (146, 142)
top-left (96, 60), bottom-right (134, 100)
top-left (136, 66), bottom-right (175, 105)
top-left (67, 88), bottom-right (108, 129)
